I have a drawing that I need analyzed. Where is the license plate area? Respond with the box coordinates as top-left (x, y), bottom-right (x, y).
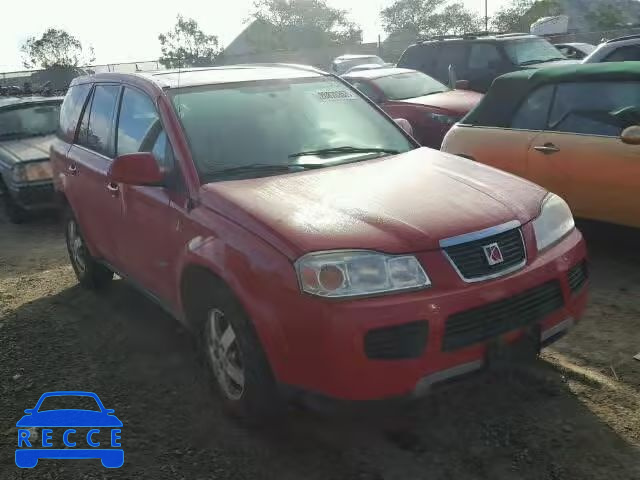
top-left (486, 324), bottom-right (541, 370)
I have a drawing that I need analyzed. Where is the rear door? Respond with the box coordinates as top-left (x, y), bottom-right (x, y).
top-left (526, 80), bottom-right (640, 226)
top-left (113, 86), bottom-right (187, 303)
top-left (66, 83), bottom-right (124, 267)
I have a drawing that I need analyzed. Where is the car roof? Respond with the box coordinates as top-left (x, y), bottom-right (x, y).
top-left (0, 96), bottom-right (63, 109)
top-left (464, 62), bottom-right (640, 127)
top-left (71, 64), bottom-right (326, 90)
top-left (343, 67), bottom-right (417, 80)
top-left (414, 33), bottom-right (536, 46)
top-left (334, 54), bottom-right (381, 62)
top-left (605, 33), bottom-right (640, 44)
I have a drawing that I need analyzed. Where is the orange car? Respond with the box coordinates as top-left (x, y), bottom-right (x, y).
top-left (442, 63), bottom-right (640, 228)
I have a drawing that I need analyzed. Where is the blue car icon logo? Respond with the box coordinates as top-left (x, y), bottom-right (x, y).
top-left (15, 391), bottom-right (123, 468)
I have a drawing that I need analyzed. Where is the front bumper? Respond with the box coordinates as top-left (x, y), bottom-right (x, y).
top-left (8, 180), bottom-right (56, 210)
top-left (275, 227), bottom-right (588, 400)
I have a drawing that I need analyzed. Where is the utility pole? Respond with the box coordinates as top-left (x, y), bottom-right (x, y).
top-left (485, 0), bottom-right (489, 32)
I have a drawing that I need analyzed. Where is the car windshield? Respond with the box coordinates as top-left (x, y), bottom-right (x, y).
top-left (37, 395), bottom-right (101, 412)
top-left (371, 71), bottom-right (449, 100)
top-left (504, 39), bottom-right (566, 65)
top-left (0, 102), bottom-right (61, 139)
top-left (170, 77), bottom-right (414, 182)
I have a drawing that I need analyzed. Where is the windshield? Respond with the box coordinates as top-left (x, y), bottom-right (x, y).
top-left (0, 102), bottom-right (61, 139)
top-left (504, 39), bottom-right (566, 66)
top-left (372, 71), bottom-right (449, 100)
top-left (37, 395), bottom-right (101, 412)
top-left (171, 77), bottom-right (414, 182)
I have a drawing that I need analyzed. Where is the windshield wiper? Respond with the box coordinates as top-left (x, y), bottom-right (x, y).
top-left (519, 57), bottom-right (566, 66)
top-left (289, 146), bottom-right (400, 158)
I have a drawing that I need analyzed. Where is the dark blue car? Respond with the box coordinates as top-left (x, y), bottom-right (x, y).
top-left (15, 391), bottom-right (123, 468)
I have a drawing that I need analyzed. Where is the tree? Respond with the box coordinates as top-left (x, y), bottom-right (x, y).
top-left (380, 0), bottom-right (482, 39)
top-left (491, 0), bottom-right (561, 33)
top-left (250, 0), bottom-right (362, 50)
top-left (158, 15), bottom-right (221, 68)
top-left (585, 6), bottom-right (625, 31)
top-left (21, 29), bottom-right (95, 69)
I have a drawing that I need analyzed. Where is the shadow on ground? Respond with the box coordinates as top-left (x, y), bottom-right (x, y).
top-left (1, 273), bottom-right (639, 479)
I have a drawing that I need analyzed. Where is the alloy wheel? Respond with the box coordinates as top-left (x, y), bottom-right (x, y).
top-left (67, 219), bottom-right (87, 274)
top-left (206, 308), bottom-right (245, 401)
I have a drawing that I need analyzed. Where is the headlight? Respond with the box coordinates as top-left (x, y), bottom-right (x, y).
top-left (426, 112), bottom-right (460, 126)
top-left (295, 250), bottom-right (431, 298)
top-left (12, 161), bottom-right (53, 182)
top-left (532, 193), bottom-right (575, 251)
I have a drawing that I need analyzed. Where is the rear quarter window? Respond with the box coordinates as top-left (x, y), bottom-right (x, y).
top-left (58, 83), bottom-right (92, 143)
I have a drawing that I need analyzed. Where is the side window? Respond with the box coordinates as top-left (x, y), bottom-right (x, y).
top-left (468, 44), bottom-right (502, 69)
top-left (58, 84), bottom-right (91, 142)
top-left (549, 81), bottom-right (640, 136)
top-left (116, 87), bottom-right (161, 156)
top-left (117, 87), bottom-right (176, 175)
top-left (604, 45), bottom-right (640, 62)
top-left (434, 44), bottom-right (468, 83)
top-left (79, 85), bottom-right (120, 156)
top-left (350, 81), bottom-right (382, 103)
top-left (511, 85), bottom-right (555, 130)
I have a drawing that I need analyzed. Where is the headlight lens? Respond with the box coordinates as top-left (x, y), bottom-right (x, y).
top-left (12, 161), bottom-right (53, 182)
top-left (296, 250), bottom-right (431, 298)
top-left (532, 193), bottom-right (575, 251)
top-left (426, 112), bottom-right (460, 125)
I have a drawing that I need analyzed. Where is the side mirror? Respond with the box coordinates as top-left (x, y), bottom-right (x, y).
top-left (620, 125), bottom-right (640, 145)
top-left (108, 152), bottom-right (164, 186)
top-left (104, 409), bottom-right (115, 414)
top-left (455, 80), bottom-right (470, 90)
top-left (24, 409), bottom-right (33, 414)
top-left (394, 118), bottom-right (413, 136)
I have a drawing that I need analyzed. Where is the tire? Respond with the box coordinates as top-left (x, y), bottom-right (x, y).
top-left (0, 182), bottom-right (27, 224)
top-left (65, 209), bottom-right (113, 290)
top-left (191, 279), bottom-right (284, 423)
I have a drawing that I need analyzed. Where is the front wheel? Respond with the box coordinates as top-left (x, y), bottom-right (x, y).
top-left (194, 282), bottom-right (284, 422)
top-left (65, 210), bottom-right (113, 289)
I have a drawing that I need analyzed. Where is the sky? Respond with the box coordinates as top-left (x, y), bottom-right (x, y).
top-left (0, 0), bottom-right (509, 71)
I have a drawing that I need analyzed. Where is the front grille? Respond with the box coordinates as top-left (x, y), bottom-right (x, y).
top-left (16, 183), bottom-right (55, 206)
top-left (443, 281), bottom-right (564, 351)
top-left (364, 321), bottom-right (428, 360)
top-left (567, 261), bottom-right (589, 294)
top-left (443, 227), bottom-right (526, 281)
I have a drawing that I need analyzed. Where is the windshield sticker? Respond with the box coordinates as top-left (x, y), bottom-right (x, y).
top-left (314, 90), bottom-right (357, 101)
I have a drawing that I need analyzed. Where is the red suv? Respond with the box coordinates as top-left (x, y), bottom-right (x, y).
top-left (52, 65), bottom-right (589, 420)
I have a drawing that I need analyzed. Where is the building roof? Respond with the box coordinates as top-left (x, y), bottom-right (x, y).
top-left (464, 62), bottom-right (640, 127)
top-left (72, 64), bottom-right (326, 90)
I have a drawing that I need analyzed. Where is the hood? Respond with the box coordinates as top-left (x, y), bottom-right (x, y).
top-left (0, 134), bottom-right (55, 165)
top-left (397, 90), bottom-right (484, 115)
top-left (16, 410), bottom-right (123, 427)
top-left (199, 148), bottom-right (547, 258)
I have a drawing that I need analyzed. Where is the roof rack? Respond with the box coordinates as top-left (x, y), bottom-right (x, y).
top-left (419, 31), bottom-right (530, 42)
top-left (605, 33), bottom-right (640, 43)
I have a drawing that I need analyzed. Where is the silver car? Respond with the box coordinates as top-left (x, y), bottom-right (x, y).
top-left (583, 34), bottom-right (640, 63)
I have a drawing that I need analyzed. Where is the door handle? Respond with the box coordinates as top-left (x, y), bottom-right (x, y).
top-left (534, 143), bottom-right (560, 154)
top-left (67, 163), bottom-right (78, 175)
top-left (106, 182), bottom-right (119, 194)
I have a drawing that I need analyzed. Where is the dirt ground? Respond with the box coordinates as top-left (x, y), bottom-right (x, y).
top-left (0, 212), bottom-right (638, 480)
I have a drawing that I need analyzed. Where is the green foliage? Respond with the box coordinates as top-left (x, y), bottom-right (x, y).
top-left (380, 0), bottom-right (482, 38)
top-left (585, 6), bottom-right (625, 30)
top-left (159, 15), bottom-right (221, 68)
top-left (491, 0), bottom-right (562, 33)
top-left (250, 0), bottom-right (362, 50)
top-left (21, 29), bottom-right (95, 69)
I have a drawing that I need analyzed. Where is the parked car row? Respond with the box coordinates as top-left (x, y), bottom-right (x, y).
top-left (1, 54), bottom-right (636, 422)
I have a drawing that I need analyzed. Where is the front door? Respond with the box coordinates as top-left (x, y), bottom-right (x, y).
top-left (67, 83), bottom-right (124, 268)
top-left (112, 86), bottom-right (187, 304)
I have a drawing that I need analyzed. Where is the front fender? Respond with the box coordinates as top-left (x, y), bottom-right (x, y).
top-left (175, 227), bottom-right (299, 383)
